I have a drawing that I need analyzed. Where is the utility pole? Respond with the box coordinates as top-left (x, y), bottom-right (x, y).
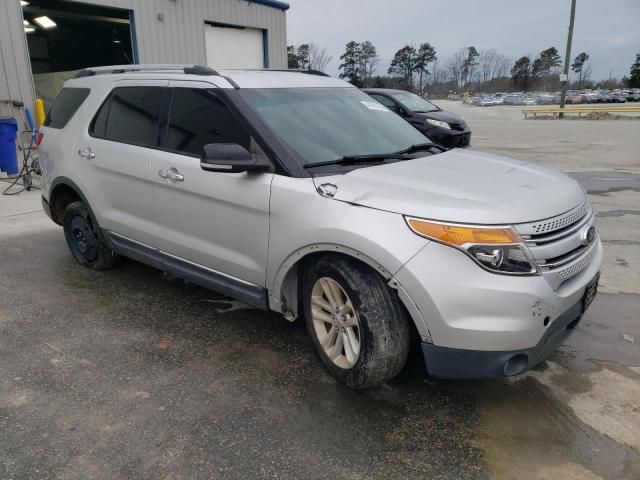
top-left (559, 0), bottom-right (577, 117)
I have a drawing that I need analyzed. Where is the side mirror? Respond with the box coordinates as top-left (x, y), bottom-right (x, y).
top-left (397, 107), bottom-right (409, 116)
top-left (200, 143), bottom-right (269, 173)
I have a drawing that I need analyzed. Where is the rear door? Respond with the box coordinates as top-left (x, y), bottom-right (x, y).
top-left (150, 81), bottom-right (274, 288)
top-left (75, 80), bottom-right (167, 245)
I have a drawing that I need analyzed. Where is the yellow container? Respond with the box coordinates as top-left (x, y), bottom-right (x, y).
top-left (35, 98), bottom-right (46, 128)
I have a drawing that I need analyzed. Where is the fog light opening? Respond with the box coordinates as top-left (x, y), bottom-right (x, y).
top-left (543, 316), bottom-right (550, 327)
top-left (503, 354), bottom-right (529, 376)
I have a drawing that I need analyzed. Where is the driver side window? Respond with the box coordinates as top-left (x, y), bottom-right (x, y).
top-left (166, 88), bottom-right (251, 157)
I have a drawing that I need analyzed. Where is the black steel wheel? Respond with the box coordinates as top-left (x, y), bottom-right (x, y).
top-left (63, 201), bottom-right (117, 270)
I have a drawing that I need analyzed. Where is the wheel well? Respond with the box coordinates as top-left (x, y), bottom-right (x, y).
top-left (277, 251), bottom-right (392, 321)
top-left (289, 251), bottom-right (424, 345)
top-left (50, 184), bottom-right (81, 225)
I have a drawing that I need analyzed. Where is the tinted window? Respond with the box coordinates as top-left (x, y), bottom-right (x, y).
top-left (166, 88), bottom-right (250, 156)
top-left (370, 94), bottom-right (397, 108)
top-left (92, 86), bottom-right (165, 147)
top-left (44, 87), bottom-right (90, 129)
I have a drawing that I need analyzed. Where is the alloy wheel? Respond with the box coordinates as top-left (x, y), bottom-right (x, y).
top-left (311, 277), bottom-right (361, 369)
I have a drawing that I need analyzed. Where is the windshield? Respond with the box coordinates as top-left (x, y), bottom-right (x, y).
top-left (388, 91), bottom-right (439, 113)
top-left (238, 88), bottom-right (429, 166)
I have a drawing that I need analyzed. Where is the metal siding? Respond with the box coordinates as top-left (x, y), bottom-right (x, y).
top-left (1, 0), bottom-right (286, 116)
top-left (77, 0), bottom-right (287, 67)
top-left (0, 1), bottom-right (35, 115)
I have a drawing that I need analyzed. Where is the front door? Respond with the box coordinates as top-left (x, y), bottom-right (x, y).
top-left (150, 81), bottom-right (274, 288)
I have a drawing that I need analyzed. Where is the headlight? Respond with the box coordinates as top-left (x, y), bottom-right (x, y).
top-left (405, 217), bottom-right (539, 275)
top-left (425, 118), bottom-right (451, 129)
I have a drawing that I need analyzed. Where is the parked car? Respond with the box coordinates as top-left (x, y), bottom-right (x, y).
top-left (364, 88), bottom-right (471, 148)
top-left (597, 91), bottom-right (613, 103)
top-left (478, 96), bottom-right (496, 107)
top-left (583, 92), bottom-right (599, 104)
top-left (39, 65), bottom-right (602, 388)
top-left (566, 94), bottom-right (583, 104)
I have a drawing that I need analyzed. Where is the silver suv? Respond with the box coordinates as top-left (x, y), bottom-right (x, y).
top-left (39, 65), bottom-right (602, 388)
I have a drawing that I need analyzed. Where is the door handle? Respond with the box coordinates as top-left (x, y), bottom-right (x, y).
top-left (78, 148), bottom-right (95, 160)
top-left (158, 168), bottom-right (184, 182)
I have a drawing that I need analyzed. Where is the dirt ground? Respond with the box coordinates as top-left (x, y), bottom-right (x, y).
top-left (1, 105), bottom-right (639, 479)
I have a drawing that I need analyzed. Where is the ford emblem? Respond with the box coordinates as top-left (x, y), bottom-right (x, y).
top-left (581, 226), bottom-right (597, 246)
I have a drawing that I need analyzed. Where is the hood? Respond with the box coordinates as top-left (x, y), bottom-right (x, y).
top-left (417, 109), bottom-right (466, 126)
top-left (316, 149), bottom-right (586, 225)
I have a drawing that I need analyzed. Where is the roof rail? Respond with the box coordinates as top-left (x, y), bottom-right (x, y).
top-left (252, 69), bottom-right (330, 77)
top-left (73, 64), bottom-right (219, 79)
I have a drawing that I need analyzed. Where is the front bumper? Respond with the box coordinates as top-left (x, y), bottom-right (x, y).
top-left (422, 126), bottom-right (471, 148)
top-left (421, 297), bottom-right (584, 378)
top-left (393, 238), bottom-right (603, 377)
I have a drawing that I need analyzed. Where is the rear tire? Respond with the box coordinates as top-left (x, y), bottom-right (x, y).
top-left (303, 256), bottom-right (410, 389)
top-left (63, 201), bottom-right (117, 270)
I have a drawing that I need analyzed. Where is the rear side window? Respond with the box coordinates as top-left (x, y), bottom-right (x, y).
top-left (44, 87), bottom-right (90, 129)
top-left (91, 86), bottom-right (165, 148)
top-left (166, 88), bottom-right (250, 157)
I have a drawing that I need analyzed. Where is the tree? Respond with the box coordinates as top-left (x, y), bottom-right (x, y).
top-left (308, 43), bottom-right (332, 72)
top-left (511, 56), bottom-right (532, 91)
top-left (571, 52), bottom-right (590, 88)
top-left (625, 53), bottom-right (640, 88)
top-left (446, 48), bottom-right (468, 89)
top-left (538, 47), bottom-right (562, 77)
top-left (531, 58), bottom-right (544, 79)
top-left (415, 42), bottom-right (437, 95)
top-left (287, 45), bottom-right (299, 69)
top-left (461, 46), bottom-right (479, 87)
top-left (388, 45), bottom-right (418, 89)
top-left (359, 41), bottom-right (378, 87)
top-left (339, 41), bottom-right (363, 86)
top-left (296, 44), bottom-right (311, 70)
top-left (288, 43), bottom-right (332, 72)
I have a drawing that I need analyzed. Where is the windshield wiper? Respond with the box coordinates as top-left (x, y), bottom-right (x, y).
top-left (303, 153), bottom-right (410, 169)
top-left (394, 142), bottom-right (447, 154)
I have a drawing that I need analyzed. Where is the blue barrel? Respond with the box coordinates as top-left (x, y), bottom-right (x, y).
top-left (0, 117), bottom-right (19, 175)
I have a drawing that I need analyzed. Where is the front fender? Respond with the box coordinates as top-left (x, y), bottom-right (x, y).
top-left (266, 175), bottom-right (429, 312)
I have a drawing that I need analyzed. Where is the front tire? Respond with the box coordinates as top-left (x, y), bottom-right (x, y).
top-left (303, 256), bottom-right (410, 389)
top-left (63, 201), bottom-right (117, 270)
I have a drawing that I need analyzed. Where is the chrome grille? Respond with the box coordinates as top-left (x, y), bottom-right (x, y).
top-left (557, 242), bottom-right (599, 279)
top-left (515, 200), bottom-right (598, 289)
top-left (529, 202), bottom-right (589, 234)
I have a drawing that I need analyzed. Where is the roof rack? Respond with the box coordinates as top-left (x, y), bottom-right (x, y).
top-left (73, 64), bottom-right (219, 79)
top-left (250, 69), bottom-right (330, 77)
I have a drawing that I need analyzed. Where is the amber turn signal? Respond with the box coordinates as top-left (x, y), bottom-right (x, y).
top-left (406, 217), bottom-right (521, 246)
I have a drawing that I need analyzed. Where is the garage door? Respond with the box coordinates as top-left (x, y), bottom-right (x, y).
top-left (205, 24), bottom-right (264, 69)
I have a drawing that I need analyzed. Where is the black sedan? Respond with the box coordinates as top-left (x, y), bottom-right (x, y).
top-left (363, 88), bottom-right (471, 148)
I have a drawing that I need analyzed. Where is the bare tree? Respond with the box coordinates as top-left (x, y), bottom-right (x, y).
top-left (308, 43), bottom-right (333, 72)
top-left (478, 49), bottom-right (512, 89)
top-left (494, 54), bottom-right (511, 80)
top-left (446, 48), bottom-right (467, 89)
top-left (479, 49), bottom-right (498, 86)
top-left (359, 41), bottom-right (378, 87)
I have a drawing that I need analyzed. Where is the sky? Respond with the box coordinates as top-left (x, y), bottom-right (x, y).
top-left (285, 0), bottom-right (640, 82)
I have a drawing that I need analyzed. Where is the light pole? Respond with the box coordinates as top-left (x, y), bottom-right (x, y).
top-left (559, 0), bottom-right (577, 118)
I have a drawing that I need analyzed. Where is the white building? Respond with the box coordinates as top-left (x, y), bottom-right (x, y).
top-left (0, 0), bottom-right (289, 115)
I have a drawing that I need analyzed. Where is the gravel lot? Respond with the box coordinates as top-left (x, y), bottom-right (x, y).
top-left (1, 106), bottom-right (639, 479)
